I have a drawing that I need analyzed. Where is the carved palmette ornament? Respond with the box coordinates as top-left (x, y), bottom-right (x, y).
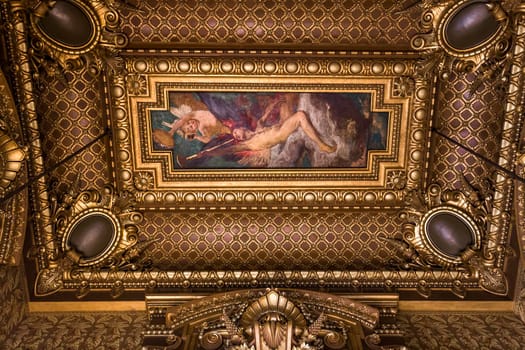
top-left (383, 180), bottom-right (508, 297)
top-left (160, 289), bottom-right (384, 350)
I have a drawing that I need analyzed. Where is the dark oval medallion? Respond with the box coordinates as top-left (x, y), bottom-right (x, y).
top-left (37, 0), bottom-right (95, 48)
top-left (426, 212), bottom-right (473, 257)
top-left (445, 2), bottom-right (501, 51)
top-left (68, 213), bottom-right (116, 260)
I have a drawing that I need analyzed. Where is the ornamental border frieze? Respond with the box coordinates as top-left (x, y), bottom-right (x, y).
top-left (488, 5), bottom-right (525, 273)
top-left (132, 188), bottom-right (407, 211)
top-left (108, 51), bottom-right (434, 210)
top-left (42, 268), bottom-right (479, 300)
top-left (121, 50), bottom-right (420, 77)
top-left (513, 8), bottom-right (525, 320)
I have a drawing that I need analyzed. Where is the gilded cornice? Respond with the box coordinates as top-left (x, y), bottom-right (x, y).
top-left (512, 6), bottom-right (525, 323)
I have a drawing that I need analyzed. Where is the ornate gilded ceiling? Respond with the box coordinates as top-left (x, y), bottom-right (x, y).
top-left (1, 0), bottom-right (525, 347)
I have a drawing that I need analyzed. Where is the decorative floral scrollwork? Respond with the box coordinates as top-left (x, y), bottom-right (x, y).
top-left (34, 257), bottom-right (73, 296)
top-left (365, 333), bottom-right (408, 350)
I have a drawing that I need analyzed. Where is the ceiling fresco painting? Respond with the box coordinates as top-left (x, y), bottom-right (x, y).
top-left (149, 91), bottom-right (390, 169)
top-left (1, 0), bottom-right (525, 348)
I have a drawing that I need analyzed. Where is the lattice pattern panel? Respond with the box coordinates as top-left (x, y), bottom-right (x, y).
top-left (139, 211), bottom-right (402, 270)
top-left (429, 72), bottom-right (505, 189)
top-left (37, 71), bottom-right (110, 190)
top-left (120, 0), bottom-right (419, 48)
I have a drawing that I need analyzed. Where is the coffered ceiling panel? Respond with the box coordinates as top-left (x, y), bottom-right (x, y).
top-left (0, 0), bottom-right (524, 314)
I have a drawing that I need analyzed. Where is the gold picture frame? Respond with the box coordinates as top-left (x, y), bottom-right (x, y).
top-left (110, 51), bottom-right (432, 210)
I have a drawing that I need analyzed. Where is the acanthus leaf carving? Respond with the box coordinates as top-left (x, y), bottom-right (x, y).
top-left (154, 289), bottom-right (393, 350)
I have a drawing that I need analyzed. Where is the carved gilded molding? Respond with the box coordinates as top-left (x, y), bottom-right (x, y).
top-left (486, 2), bottom-right (525, 281)
top-left (3, 0), bottom-right (55, 268)
top-left (513, 7), bottom-right (525, 321)
top-left (34, 183), bottom-right (152, 297)
top-left (0, 62), bottom-right (27, 265)
top-left (41, 268), bottom-right (478, 300)
top-left (109, 51), bottom-right (433, 210)
top-left (143, 289), bottom-right (406, 350)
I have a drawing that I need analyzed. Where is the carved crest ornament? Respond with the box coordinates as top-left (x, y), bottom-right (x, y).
top-left (143, 289), bottom-right (406, 350)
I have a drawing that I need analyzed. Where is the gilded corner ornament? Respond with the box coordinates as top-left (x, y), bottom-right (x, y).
top-left (384, 178), bottom-right (509, 297)
top-left (21, 0), bottom-right (131, 79)
top-left (410, 0), bottom-right (515, 93)
top-left (34, 180), bottom-right (154, 297)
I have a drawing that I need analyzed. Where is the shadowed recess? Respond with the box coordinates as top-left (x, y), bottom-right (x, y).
top-left (445, 2), bottom-right (500, 50)
top-left (426, 212), bottom-right (473, 257)
top-left (68, 214), bottom-right (116, 259)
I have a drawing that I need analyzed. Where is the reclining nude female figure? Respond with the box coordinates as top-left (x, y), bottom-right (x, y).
top-left (187, 109), bottom-right (336, 162)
